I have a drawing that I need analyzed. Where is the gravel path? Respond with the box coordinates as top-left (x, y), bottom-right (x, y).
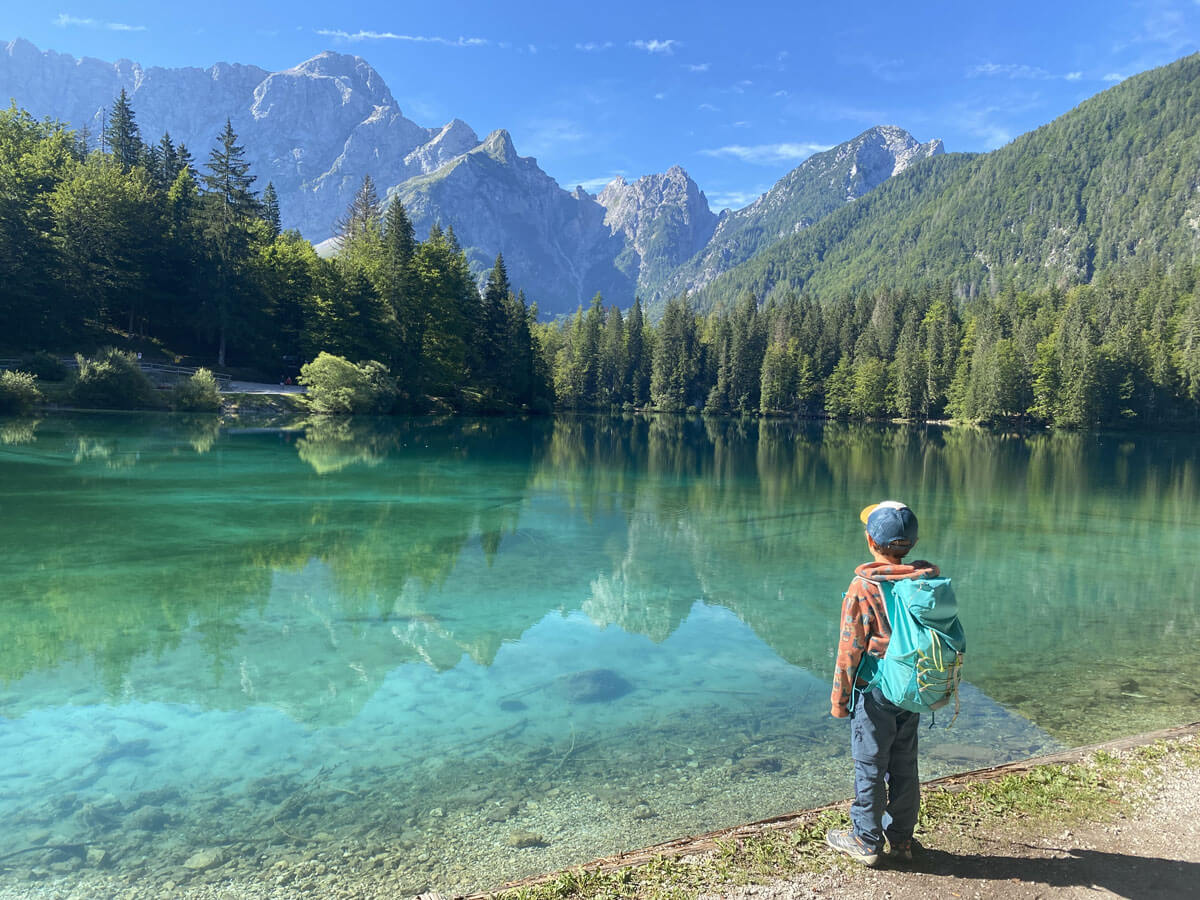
top-left (710, 750), bottom-right (1200, 900)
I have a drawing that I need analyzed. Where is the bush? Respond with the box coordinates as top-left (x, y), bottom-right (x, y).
top-left (173, 368), bottom-right (223, 412)
top-left (18, 351), bottom-right (68, 382)
top-left (298, 352), bottom-right (399, 415)
top-left (0, 370), bottom-right (42, 414)
top-left (71, 348), bottom-right (159, 409)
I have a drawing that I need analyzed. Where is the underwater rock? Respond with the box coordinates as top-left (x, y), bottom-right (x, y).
top-left (126, 805), bottom-right (170, 832)
top-left (499, 699), bottom-right (527, 712)
top-left (506, 829), bottom-right (547, 848)
top-left (732, 756), bottom-right (784, 776)
top-left (632, 802), bottom-right (656, 820)
top-left (557, 668), bottom-right (633, 703)
top-left (183, 848), bottom-right (225, 871)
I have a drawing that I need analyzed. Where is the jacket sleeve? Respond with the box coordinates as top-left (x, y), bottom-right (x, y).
top-left (830, 581), bottom-right (869, 718)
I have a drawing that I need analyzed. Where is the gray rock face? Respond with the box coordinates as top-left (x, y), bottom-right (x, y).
top-left (393, 129), bottom-right (634, 313)
top-left (598, 166), bottom-right (719, 283)
top-left (649, 125), bottom-right (943, 302)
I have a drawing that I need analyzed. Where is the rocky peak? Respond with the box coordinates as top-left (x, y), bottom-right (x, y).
top-left (598, 165), bottom-right (718, 273)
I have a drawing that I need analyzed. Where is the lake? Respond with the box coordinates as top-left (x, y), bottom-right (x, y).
top-left (1, 413), bottom-right (1197, 896)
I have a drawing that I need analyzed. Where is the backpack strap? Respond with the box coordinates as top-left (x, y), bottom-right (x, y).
top-left (848, 574), bottom-right (885, 714)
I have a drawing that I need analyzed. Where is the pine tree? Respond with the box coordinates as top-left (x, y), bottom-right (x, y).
top-left (262, 182), bottom-right (281, 239)
top-left (199, 118), bottom-right (262, 365)
top-left (103, 89), bottom-right (145, 172)
top-left (479, 253), bottom-right (512, 390)
top-left (336, 175), bottom-right (381, 248)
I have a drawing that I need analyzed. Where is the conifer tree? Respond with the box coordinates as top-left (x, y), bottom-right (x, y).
top-left (200, 118), bottom-right (262, 365)
top-left (103, 89), bottom-right (145, 172)
top-left (262, 182), bottom-right (281, 239)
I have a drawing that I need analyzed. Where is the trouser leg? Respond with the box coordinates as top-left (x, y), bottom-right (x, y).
top-left (849, 688), bottom-right (894, 853)
top-left (882, 706), bottom-right (921, 842)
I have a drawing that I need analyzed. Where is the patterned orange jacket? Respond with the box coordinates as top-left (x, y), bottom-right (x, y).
top-left (830, 559), bottom-right (940, 718)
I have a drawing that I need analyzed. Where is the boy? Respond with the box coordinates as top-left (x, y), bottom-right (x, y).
top-left (825, 500), bottom-right (938, 866)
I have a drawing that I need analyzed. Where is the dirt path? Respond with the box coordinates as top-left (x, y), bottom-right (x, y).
top-left (713, 759), bottom-right (1200, 899)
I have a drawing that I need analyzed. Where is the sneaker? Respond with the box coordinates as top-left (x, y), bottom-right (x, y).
top-left (884, 836), bottom-right (922, 862)
top-left (825, 829), bottom-right (880, 866)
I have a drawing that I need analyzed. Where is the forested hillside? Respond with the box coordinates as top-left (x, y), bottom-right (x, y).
top-left (698, 53), bottom-right (1200, 309)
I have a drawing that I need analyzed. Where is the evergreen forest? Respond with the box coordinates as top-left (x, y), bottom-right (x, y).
top-left (2, 80), bottom-right (1200, 429)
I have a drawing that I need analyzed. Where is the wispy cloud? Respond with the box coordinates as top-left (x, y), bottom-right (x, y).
top-left (631, 39), bottom-right (678, 54)
top-left (54, 13), bottom-right (146, 32)
top-left (701, 142), bottom-right (828, 165)
top-left (316, 29), bottom-right (487, 47)
top-left (707, 187), bottom-right (766, 210)
top-left (699, 102), bottom-right (720, 112)
top-left (571, 174), bottom-right (626, 193)
top-left (575, 41), bottom-right (613, 52)
top-left (1103, 71), bottom-right (1128, 82)
top-left (685, 62), bottom-right (710, 72)
top-left (1065, 71), bottom-right (1083, 80)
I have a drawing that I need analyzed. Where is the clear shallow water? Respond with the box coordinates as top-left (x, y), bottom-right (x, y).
top-left (0, 413), bottom-right (1197, 895)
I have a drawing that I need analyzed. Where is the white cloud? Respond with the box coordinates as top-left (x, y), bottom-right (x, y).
top-left (575, 41), bottom-right (613, 52)
top-left (699, 102), bottom-right (720, 112)
top-left (571, 174), bottom-right (626, 193)
top-left (54, 13), bottom-right (146, 32)
top-left (701, 142), bottom-right (828, 165)
top-left (1103, 71), bottom-right (1128, 82)
top-left (969, 62), bottom-right (1052, 79)
top-left (654, 92), bottom-right (666, 100)
top-left (686, 62), bottom-right (710, 72)
top-left (732, 120), bottom-right (751, 128)
top-left (707, 187), bottom-right (766, 210)
top-left (1065, 71), bottom-right (1083, 80)
top-left (631, 39), bottom-right (678, 54)
top-left (316, 29), bottom-right (487, 47)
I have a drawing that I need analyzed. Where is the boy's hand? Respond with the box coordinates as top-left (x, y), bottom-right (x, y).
top-left (831, 706), bottom-right (849, 718)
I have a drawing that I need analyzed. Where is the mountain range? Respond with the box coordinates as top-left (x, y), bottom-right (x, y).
top-left (0, 38), bottom-right (941, 316)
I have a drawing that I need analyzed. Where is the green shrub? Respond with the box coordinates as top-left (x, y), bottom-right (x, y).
top-left (0, 370), bottom-right (43, 414)
top-left (18, 351), bottom-right (68, 382)
top-left (173, 368), bottom-right (223, 412)
top-left (298, 353), bottom-right (398, 415)
top-left (71, 348), bottom-right (159, 409)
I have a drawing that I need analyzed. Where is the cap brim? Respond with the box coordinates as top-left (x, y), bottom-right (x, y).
top-left (859, 504), bottom-right (879, 524)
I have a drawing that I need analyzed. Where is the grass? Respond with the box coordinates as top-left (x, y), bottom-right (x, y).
top-left (483, 735), bottom-right (1199, 900)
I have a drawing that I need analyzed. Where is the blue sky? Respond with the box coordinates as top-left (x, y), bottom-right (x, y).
top-left (7, 1), bottom-right (1200, 209)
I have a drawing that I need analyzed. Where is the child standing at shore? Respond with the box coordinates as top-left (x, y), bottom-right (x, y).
top-left (825, 500), bottom-right (939, 866)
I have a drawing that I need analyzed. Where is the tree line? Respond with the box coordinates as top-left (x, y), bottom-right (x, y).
top-left (542, 266), bottom-right (1200, 428)
top-left (2, 95), bottom-right (1198, 428)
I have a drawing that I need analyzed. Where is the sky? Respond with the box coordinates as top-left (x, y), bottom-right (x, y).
top-left (6, 1), bottom-right (1200, 210)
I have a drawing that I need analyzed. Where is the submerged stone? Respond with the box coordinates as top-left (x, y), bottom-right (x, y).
top-left (557, 668), bottom-right (633, 703)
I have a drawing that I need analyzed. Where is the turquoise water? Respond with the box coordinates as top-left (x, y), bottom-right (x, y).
top-left (0, 413), bottom-right (1197, 895)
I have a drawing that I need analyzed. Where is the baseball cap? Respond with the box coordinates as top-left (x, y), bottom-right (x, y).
top-left (859, 500), bottom-right (918, 549)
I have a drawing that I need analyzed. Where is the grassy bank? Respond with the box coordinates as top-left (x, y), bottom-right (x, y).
top-left (478, 727), bottom-right (1200, 900)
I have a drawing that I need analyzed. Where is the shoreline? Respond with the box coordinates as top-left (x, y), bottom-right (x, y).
top-left (468, 721), bottom-right (1200, 899)
top-left (1, 723), bottom-right (1195, 900)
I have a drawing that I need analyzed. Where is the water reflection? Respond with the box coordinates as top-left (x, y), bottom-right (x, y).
top-left (0, 414), bottom-right (1198, 737)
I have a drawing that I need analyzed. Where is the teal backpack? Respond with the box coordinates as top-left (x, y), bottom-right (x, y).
top-left (852, 575), bottom-right (966, 720)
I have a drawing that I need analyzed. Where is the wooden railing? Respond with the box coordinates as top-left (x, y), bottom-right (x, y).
top-left (0, 357), bottom-right (231, 383)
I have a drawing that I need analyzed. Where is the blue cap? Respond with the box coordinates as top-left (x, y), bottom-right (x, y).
top-left (859, 500), bottom-right (918, 549)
